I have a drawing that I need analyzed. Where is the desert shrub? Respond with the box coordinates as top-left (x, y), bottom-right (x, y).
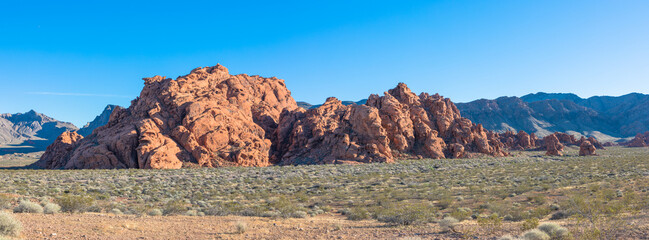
top-left (438, 216), bottom-right (458, 232)
top-left (55, 195), bottom-right (94, 213)
top-left (234, 221), bottom-right (247, 234)
top-left (522, 229), bottom-right (550, 240)
top-left (163, 200), bottom-right (186, 215)
top-left (374, 202), bottom-right (436, 225)
top-left (43, 203), bottom-right (61, 214)
top-left (346, 207), bottom-right (370, 221)
top-left (184, 210), bottom-right (198, 216)
top-left (498, 235), bottom-right (518, 240)
top-left (537, 223), bottom-right (570, 240)
top-left (13, 200), bottom-right (44, 214)
top-left (521, 218), bottom-right (539, 231)
top-left (0, 212), bottom-right (21, 237)
top-left (147, 209), bottom-right (163, 216)
top-left (0, 195), bottom-right (12, 210)
top-left (477, 213), bottom-right (502, 234)
top-left (261, 211), bottom-right (281, 218)
top-left (450, 207), bottom-right (472, 221)
top-left (109, 208), bottom-right (123, 215)
top-left (291, 211), bottom-right (307, 218)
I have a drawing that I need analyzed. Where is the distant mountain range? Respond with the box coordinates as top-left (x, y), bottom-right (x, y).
top-left (455, 92), bottom-right (649, 142)
top-left (0, 110), bottom-right (78, 153)
top-left (0, 105), bottom-right (117, 154)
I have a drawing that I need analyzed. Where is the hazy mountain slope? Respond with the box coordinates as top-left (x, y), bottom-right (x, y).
top-left (0, 110), bottom-right (78, 153)
top-left (77, 105), bottom-right (118, 137)
top-left (457, 92), bottom-right (649, 141)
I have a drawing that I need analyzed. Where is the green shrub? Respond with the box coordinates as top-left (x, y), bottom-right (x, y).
top-left (522, 229), bottom-right (550, 240)
top-left (374, 203), bottom-right (436, 225)
top-left (163, 200), bottom-right (186, 215)
top-left (147, 209), bottom-right (163, 216)
top-left (55, 195), bottom-right (94, 213)
top-left (291, 211), bottom-right (307, 218)
top-left (477, 213), bottom-right (502, 234)
top-left (346, 207), bottom-right (370, 221)
top-left (109, 208), bottom-right (123, 215)
top-left (13, 200), bottom-right (44, 214)
top-left (438, 216), bottom-right (458, 232)
top-left (538, 223), bottom-right (570, 240)
top-left (521, 218), bottom-right (539, 231)
top-left (0, 212), bottom-right (21, 237)
top-left (0, 195), bottom-right (12, 210)
top-left (43, 203), bottom-right (61, 214)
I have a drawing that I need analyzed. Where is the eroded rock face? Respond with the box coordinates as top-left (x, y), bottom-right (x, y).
top-left (36, 65), bottom-right (297, 169)
top-left (34, 131), bottom-right (83, 169)
top-left (544, 134), bottom-right (564, 156)
top-left (498, 130), bottom-right (537, 150)
top-left (627, 132), bottom-right (649, 147)
top-left (579, 140), bottom-right (597, 156)
top-left (274, 83), bottom-right (507, 164)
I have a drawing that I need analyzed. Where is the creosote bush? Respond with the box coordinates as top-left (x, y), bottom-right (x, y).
top-left (438, 216), bottom-right (458, 232)
top-left (55, 195), bottom-right (94, 213)
top-left (13, 200), bottom-right (44, 214)
top-left (43, 202), bottom-right (61, 214)
top-left (0, 212), bottom-right (21, 237)
top-left (522, 229), bottom-right (550, 240)
top-left (346, 207), bottom-right (370, 221)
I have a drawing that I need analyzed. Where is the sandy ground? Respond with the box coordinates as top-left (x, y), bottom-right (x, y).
top-left (5, 211), bottom-right (649, 239)
top-left (12, 213), bottom-right (440, 240)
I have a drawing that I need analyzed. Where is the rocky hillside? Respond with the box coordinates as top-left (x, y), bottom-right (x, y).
top-left (455, 92), bottom-right (649, 142)
top-left (77, 105), bottom-right (118, 137)
top-left (0, 110), bottom-right (78, 153)
top-left (37, 64), bottom-right (510, 169)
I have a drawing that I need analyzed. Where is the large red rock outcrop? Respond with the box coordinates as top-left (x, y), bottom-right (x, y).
top-left (35, 65), bottom-right (298, 169)
top-left (37, 66), bottom-right (511, 169)
top-left (274, 83), bottom-right (507, 164)
top-left (627, 132), bottom-right (649, 147)
top-left (544, 134), bottom-right (564, 156)
top-left (579, 140), bottom-right (597, 156)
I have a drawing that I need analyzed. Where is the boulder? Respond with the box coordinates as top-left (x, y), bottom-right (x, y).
top-left (579, 140), bottom-right (597, 156)
top-left (544, 134), bottom-right (564, 156)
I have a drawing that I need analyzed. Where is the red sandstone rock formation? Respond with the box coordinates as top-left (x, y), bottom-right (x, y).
top-left (499, 130), bottom-right (537, 150)
top-left (579, 140), bottom-right (597, 156)
top-left (34, 131), bottom-right (83, 168)
top-left (544, 134), bottom-right (564, 156)
top-left (627, 132), bottom-right (649, 147)
top-left (554, 132), bottom-right (577, 145)
top-left (37, 66), bottom-right (510, 169)
top-left (35, 65), bottom-right (298, 169)
top-left (274, 83), bottom-right (507, 164)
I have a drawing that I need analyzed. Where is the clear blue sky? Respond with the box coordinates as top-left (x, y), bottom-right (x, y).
top-left (1, 0), bottom-right (648, 127)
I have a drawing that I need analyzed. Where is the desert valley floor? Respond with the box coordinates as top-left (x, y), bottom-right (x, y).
top-left (2, 146), bottom-right (649, 239)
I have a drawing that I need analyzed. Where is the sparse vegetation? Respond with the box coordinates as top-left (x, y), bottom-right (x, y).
top-left (43, 202), bottom-right (61, 214)
top-left (13, 200), bottom-right (43, 214)
top-left (0, 212), bottom-right (21, 237)
top-left (0, 146), bottom-right (648, 238)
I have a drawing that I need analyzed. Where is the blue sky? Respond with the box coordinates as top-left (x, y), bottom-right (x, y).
top-left (1, 0), bottom-right (648, 127)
